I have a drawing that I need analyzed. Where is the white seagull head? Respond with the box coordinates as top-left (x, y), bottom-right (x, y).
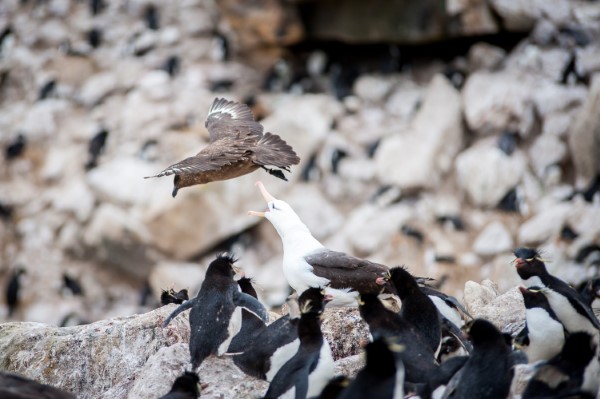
top-left (248, 181), bottom-right (310, 239)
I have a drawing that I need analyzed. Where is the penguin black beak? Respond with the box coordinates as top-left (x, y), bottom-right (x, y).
top-left (172, 186), bottom-right (179, 197)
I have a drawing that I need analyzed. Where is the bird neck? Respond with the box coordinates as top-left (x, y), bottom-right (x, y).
top-left (279, 224), bottom-right (324, 255)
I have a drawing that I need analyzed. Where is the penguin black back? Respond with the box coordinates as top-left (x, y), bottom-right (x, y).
top-left (358, 293), bottom-right (440, 385)
top-left (316, 376), bottom-right (350, 399)
top-left (389, 266), bottom-right (441, 354)
top-left (159, 371), bottom-right (200, 399)
top-left (338, 337), bottom-right (403, 399)
top-left (445, 319), bottom-right (512, 399)
top-left (162, 253), bottom-right (268, 370)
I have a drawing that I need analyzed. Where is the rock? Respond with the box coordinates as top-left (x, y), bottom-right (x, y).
top-left (510, 364), bottom-right (537, 398)
top-left (473, 221), bottom-right (513, 256)
top-left (384, 79), bottom-right (423, 120)
top-left (334, 354), bottom-right (364, 378)
top-left (0, 306), bottom-right (189, 399)
top-left (568, 74), bottom-right (600, 189)
top-left (455, 141), bottom-right (527, 208)
top-left (375, 75), bottom-right (462, 189)
top-left (321, 308), bottom-right (370, 360)
top-left (518, 203), bottom-right (572, 245)
top-left (137, 70), bottom-right (172, 101)
top-left (446, 0), bottom-right (498, 35)
top-left (353, 74), bottom-right (397, 103)
top-left (489, 0), bottom-right (572, 30)
top-left (468, 42), bottom-right (506, 71)
top-left (462, 71), bottom-right (536, 136)
top-left (463, 280), bottom-right (525, 329)
top-left (49, 180), bottom-right (96, 223)
top-left (21, 99), bottom-right (71, 140)
top-left (342, 203), bottom-right (412, 256)
top-left (528, 133), bottom-right (567, 179)
top-left (126, 344), bottom-right (268, 399)
top-left (79, 72), bottom-right (119, 107)
top-left (576, 45), bottom-right (600, 77)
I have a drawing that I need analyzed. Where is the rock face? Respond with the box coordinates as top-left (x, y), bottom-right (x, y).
top-left (0, 306), bottom-right (189, 399)
top-left (463, 280), bottom-right (525, 329)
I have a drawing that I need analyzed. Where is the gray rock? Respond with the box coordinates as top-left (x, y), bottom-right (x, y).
top-left (518, 203), bottom-right (571, 245)
top-left (79, 72), bottom-right (119, 107)
top-left (0, 306), bottom-right (189, 399)
top-left (463, 280), bottom-right (525, 329)
top-left (568, 74), bottom-right (600, 189)
top-left (462, 71), bottom-right (536, 136)
top-left (528, 133), bottom-right (567, 179)
top-left (468, 42), bottom-right (506, 71)
top-left (455, 141), bottom-right (527, 208)
top-left (489, 0), bottom-right (571, 30)
top-left (322, 308), bottom-right (370, 360)
top-left (473, 221), bottom-right (514, 257)
top-left (334, 354), bottom-right (364, 378)
top-left (353, 74), bottom-right (397, 103)
top-left (376, 75), bottom-right (462, 189)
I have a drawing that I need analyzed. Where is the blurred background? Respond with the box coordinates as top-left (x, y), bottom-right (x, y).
top-left (0, 0), bottom-right (599, 326)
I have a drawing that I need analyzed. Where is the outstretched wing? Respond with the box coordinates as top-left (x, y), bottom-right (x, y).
top-left (205, 98), bottom-right (263, 142)
top-left (144, 137), bottom-right (254, 178)
top-left (304, 250), bottom-right (396, 295)
top-left (253, 132), bottom-right (300, 169)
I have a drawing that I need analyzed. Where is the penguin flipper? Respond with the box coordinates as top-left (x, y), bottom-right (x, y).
top-left (234, 291), bottom-right (269, 322)
top-left (162, 300), bottom-right (194, 327)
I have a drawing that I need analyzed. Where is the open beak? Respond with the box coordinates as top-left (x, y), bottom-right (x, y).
top-left (248, 181), bottom-right (277, 218)
top-left (513, 258), bottom-right (526, 268)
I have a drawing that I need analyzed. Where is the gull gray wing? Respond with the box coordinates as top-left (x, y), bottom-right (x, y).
top-left (233, 291), bottom-right (269, 323)
top-left (304, 250), bottom-right (396, 295)
top-left (205, 98), bottom-right (263, 142)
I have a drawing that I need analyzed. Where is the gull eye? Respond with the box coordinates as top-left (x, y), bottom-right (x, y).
top-left (270, 202), bottom-right (279, 211)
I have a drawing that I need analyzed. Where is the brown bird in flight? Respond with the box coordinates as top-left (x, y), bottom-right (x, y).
top-left (145, 98), bottom-right (300, 197)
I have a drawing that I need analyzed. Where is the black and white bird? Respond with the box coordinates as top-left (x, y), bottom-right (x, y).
top-left (233, 288), bottom-right (325, 382)
top-left (387, 266), bottom-right (442, 356)
top-left (145, 98), bottom-right (300, 197)
top-left (442, 319), bottom-right (513, 399)
top-left (162, 254), bottom-right (268, 370)
top-left (337, 336), bottom-right (405, 399)
top-left (522, 332), bottom-right (598, 399)
top-left (228, 277), bottom-right (268, 354)
top-left (513, 248), bottom-right (600, 335)
top-left (159, 371), bottom-right (200, 399)
top-left (248, 181), bottom-right (396, 306)
top-left (516, 286), bottom-right (566, 363)
top-left (263, 288), bottom-right (335, 399)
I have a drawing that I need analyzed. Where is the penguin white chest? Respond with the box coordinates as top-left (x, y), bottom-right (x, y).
top-left (218, 307), bottom-right (242, 356)
top-left (307, 340), bottom-right (335, 397)
top-left (525, 307), bottom-right (565, 362)
top-left (266, 339), bottom-right (301, 382)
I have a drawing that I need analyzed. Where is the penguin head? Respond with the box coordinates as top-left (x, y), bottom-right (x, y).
top-left (169, 371), bottom-right (200, 395)
top-left (463, 318), bottom-right (505, 348)
top-left (388, 266), bottom-right (420, 299)
top-left (357, 293), bottom-right (385, 320)
top-left (518, 286), bottom-right (551, 310)
top-left (299, 287), bottom-right (331, 315)
top-left (237, 277), bottom-right (258, 299)
top-left (318, 376), bottom-right (350, 398)
top-left (513, 247), bottom-right (548, 279)
top-left (205, 253), bottom-right (238, 280)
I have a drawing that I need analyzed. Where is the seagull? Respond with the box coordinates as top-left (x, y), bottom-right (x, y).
top-left (248, 181), bottom-right (396, 306)
top-left (145, 98), bottom-right (300, 197)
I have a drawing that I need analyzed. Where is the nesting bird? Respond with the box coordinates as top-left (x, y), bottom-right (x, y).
top-left (248, 181), bottom-right (396, 306)
top-left (162, 254), bottom-right (268, 370)
top-left (145, 98), bottom-right (300, 197)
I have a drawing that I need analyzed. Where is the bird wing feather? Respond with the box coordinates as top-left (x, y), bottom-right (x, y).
top-left (304, 250), bottom-right (394, 294)
top-left (205, 98), bottom-right (263, 142)
top-left (252, 132), bottom-right (300, 169)
top-left (145, 138), bottom-right (254, 178)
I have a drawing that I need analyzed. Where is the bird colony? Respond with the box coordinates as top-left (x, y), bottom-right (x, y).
top-left (1, 0), bottom-right (600, 399)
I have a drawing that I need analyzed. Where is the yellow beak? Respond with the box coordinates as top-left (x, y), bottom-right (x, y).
top-left (247, 181), bottom-right (277, 218)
